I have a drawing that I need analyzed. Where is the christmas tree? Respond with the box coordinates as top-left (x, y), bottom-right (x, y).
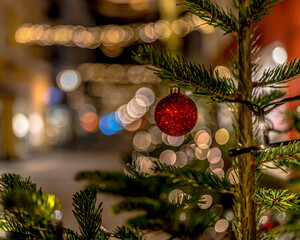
top-left (1, 0), bottom-right (300, 240)
top-left (77, 0), bottom-right (300, 239)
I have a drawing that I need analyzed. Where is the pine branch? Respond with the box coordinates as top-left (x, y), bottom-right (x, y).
top-left (254, 58), bottom-right (300, 88)
top-left (0, 173), bottom-right (41, 193)
top-left (246, 0), bottom-right (284, 24)
top-left (256, 141), bottom-right (300, 168)
top-left (113, 197), bottom-right (161, 214)
top-left (153, 161), bottom-right (235, 194)
top-left (113, 226), bottom-right (146, 240)
top-left (64, 228), bottom-right (80, 240)
top-left (180, 0), bottom-right (238, 35)
top-left (252, 89), bottom-right (286, 108)
top-left (75, 170), bottom-right (158, 197)
top-left (255, 188), bottom-right (300, 212)
top-left (72, 188), bottom-right (110, 240)
top-left (133, 45), bottom-right (238, 101)
top-left (0, 173), bottom-right (61, 240)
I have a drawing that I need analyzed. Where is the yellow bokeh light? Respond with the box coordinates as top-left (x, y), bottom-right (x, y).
top-left (214, 66), bottom-right (231, 78)
top-left (15, 25), bottom-right (31, 43)
top-left (172, 19), bottom-right (190, 36)
top-left (215, 128), bottom-right (230, 145)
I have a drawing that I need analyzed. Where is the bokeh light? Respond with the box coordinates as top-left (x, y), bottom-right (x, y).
top-left (175, 151), bottom-right (188, 168)
top-left (207, 147), bottom-right (222, 164)
top-left (29, 113), bottom-right (44, 135)
top-left (195, 130), bottom-right (212, 149)
top-left (214, 66), bottom-right (231, 78)
top-left (53, 210), bottom-right (63, 221)
top-left (167, 135), bottom-right (184, 146)
top-left (127, 98), bottom-right (147, 118)
top-left (212, 168), bottom-right (225, 178)
top-left (15, 14), bottom-right (217, 53)
top-left (209, 159), bottom-right (224, 171)
top-left (44, 87), bottom-right (63, 105)
top-left (215, 219), bottom-right (229, 233)
top-left (168, 189), bottom-right (184, 204)
top-left (133, 131), bottom-right (151, 151)
top-left (184, 144), bottom-right (196, 162)
top-left (179, 212), bottom-right (186, 221)
top-left (159, 150), bottom-right (176, 165)
top-left (259, 215), bottom-right (268, 224)
top-left (215, 128), bottom-right (230, 145)
top-left (46, 107), bottom-right (70, 128)
top-left (80, 112), bottom-right (99, 132)
top-left (195, 147), bottom-right (209, 160)
top-left (99, 112), bottom-right (123, 135)
top-left (29, 113), bottom-right (44, 146)
top-left (135, 87), bottom-right (155, 107)
top-left (56, 70), bottom-right (81, 92)
top-left (124, 118), bottom-right (142, 132)
top-left (148, 126), bottom-right (163, 144)
top-left (227, 168), bottom-right (239, 184)
top-left (272, 46), bottom-right (287, 64)
top-left (278, 212), bottom-right (286, 221)
top-left (199, 194), bottom-right (213, 209)
top-left (12, 113), bottom-right (29, 138)
top-left (225, 211), bottom-right (234, 221)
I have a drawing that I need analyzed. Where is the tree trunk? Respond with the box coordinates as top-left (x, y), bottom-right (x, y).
top-left (234, 0), bottom-right (257, 239)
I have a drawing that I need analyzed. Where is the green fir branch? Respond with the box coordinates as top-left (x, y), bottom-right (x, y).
top-left (75, 170), bottom-right (156, 197)
top-left (252, 89), bottom-right (286, 108)
top-left (246, 0), bottom-right (284, 24)
top-left (113, 197), bottom-right (161, 214)
top-left (64, 228), bottom-right (80, 240)
top-left (254, 58), bottom-right (300, 88)
top-left (180, 0), bottom-right (238, 35)
top-left (72, 188), bottom-right (110, 240)
top-left (133, 45), bottom-right (238, 101)
top-left (256, 141), bottom-right (300, 167)
top-left (153, 161), bottom-right (235, 194)
top-left (0, 173), bottom-right (41, 193)
top-left (113, 226), bottom-right (146, 240)
top-left (0, 173), bottom-right (61, 240)
top-left (255, 188), bottom-right (300, 212)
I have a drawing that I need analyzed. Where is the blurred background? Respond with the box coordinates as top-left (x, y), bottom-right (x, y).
top-left (0, 0), bottom-right (299, 238)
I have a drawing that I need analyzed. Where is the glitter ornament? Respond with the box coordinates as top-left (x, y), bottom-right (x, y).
top-left (155, 86), bottom-right (198, 136)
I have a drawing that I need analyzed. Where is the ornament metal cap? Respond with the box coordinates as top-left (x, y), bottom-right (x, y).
top-left (170, 84), bottom-right (180, 94)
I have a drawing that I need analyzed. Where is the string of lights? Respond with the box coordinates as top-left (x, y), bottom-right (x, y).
top-left (15, 14), bottom-right (215, 57)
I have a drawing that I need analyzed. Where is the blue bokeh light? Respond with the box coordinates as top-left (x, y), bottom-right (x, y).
top-left (46, 87), bottom-right (63, 105)
top-left (99, 112), bottom-right (123, 135)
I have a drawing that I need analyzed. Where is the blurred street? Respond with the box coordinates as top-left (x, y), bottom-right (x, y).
top-left (0, 149), bottom-right (127, 233)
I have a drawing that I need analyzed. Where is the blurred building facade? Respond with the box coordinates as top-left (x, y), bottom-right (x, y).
top-left (0, 0), bottom-right (52, 159)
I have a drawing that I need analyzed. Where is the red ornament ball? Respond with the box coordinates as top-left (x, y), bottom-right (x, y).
top-left (155, 92), bottom-right (198, 136)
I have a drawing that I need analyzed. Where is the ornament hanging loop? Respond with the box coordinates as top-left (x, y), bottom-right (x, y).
top-left (170, 71), bottom-right (180, 94)
top-left (170, 85), bottom-right (180, 94)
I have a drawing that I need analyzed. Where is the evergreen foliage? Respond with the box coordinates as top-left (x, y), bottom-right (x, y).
top-left (0, 173), bottom-right (145, 240)
top-left (1, 0), bottom-right (300, 239)
top-left (78, 0), bottom-right (300, 239)
top-left (133, 45), bottom-right (237, 101)
top-left (180, 0), bottom-right (238, 35)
